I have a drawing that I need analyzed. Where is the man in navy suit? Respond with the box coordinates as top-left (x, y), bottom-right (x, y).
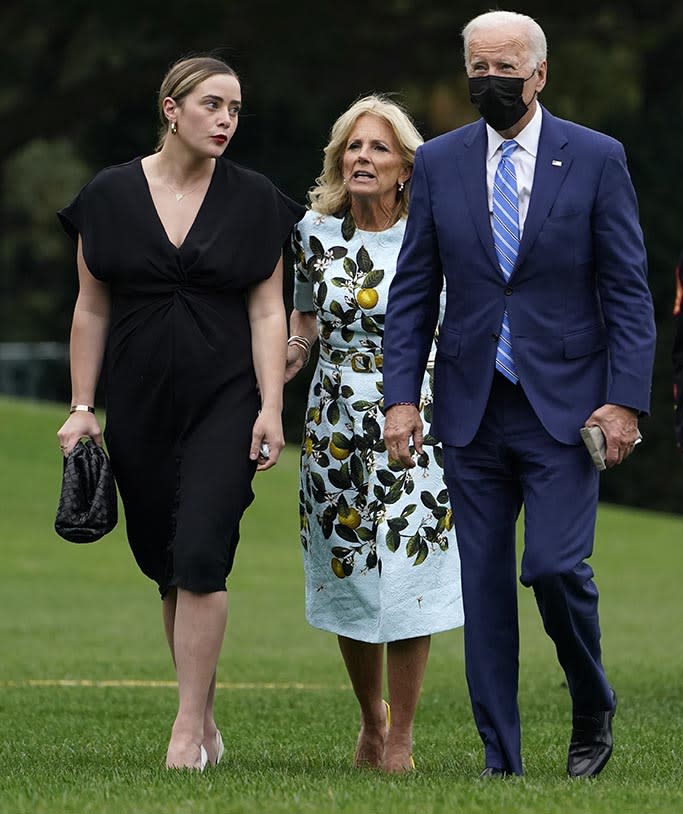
top-left (383, 10), bottom-right (655, 778)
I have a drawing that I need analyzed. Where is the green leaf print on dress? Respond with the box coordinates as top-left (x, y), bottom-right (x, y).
top-left (293, 210), bottom-right (463, 644)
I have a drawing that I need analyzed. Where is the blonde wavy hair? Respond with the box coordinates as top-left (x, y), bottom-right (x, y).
top-left (155, 55), bottom-right (240, 151)
top-left (308, 95), bottom-right (423, 219)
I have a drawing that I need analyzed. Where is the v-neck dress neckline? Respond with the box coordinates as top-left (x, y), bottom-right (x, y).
top-left (137, 156), bottom-right (218, 252)
top-left (57, 156), bottom-right (306, 598)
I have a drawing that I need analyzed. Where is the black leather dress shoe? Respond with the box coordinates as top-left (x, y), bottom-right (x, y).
top-left (567, 690), bottom-right (617, 778)
top-left (479, 767), bottom-right (508, 779)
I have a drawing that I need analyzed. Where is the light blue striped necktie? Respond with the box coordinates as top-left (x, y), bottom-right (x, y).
top-left (492, 139), bottom-right (520, 384)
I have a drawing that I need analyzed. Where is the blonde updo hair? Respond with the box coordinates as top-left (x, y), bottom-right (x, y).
top-left (308, 94), bottom-right (423, 219)
top-left (155, 55), bottom-right (240, 151)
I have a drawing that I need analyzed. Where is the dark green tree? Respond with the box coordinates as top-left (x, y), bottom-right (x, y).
top-left (2, 0), bottom-right (682, 509)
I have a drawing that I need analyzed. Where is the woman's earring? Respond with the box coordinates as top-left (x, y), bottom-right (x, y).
top-left (398, 181), bottom-right (405, 193)
top-left (170, 121), bottom-right (178, 135)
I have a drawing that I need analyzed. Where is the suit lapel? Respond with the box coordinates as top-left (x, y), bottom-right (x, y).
top-left (514, 109), bottom-right (572, 272)
top-left (456, 120), bottom-right (501, 272)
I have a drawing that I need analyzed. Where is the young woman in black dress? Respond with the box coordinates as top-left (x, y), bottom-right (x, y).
top-left (57, 56), bottom-right (304, 770)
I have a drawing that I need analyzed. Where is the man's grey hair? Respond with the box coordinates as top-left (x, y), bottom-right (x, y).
top-left (462, 10), bottom-right (547, 69)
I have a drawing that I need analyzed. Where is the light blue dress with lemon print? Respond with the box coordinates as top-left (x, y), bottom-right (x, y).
top-left (292, 209), bottom-right (463, 643)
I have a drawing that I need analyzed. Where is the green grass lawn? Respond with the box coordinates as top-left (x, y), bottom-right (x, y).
top-left (0, 395), bottom-right (681, 813)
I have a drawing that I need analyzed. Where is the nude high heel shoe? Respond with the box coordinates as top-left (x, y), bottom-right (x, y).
top-left (353, 700), bottom-right (391, 768)
top-left (166, 744), bottom-right (208, 771)
top-left (213, 730), bottom-right (225, 766)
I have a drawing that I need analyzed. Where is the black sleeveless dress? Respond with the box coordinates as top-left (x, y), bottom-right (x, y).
top-left (59, 157), bottom-right (305, 596)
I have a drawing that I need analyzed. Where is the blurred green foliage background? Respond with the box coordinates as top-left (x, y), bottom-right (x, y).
top-left (2, 0), bottom-right (682, 511)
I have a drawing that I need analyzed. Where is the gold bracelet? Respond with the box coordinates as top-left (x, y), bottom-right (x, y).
top-left (70, 404), bottom-right (95, 414)
top-left (288, 334), bottom-right (311, 351)
top-left (288, 336), bottom-right (312, 365)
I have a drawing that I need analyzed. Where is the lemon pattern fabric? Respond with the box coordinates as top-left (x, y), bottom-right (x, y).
top-left (292, 210), bottom-right (464, 643)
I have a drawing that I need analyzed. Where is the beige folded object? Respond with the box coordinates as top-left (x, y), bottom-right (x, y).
top-left (580, 425), bottom-right (642, 471)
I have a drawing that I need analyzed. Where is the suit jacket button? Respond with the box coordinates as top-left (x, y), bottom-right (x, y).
top-left (492, 333), bottom-right (499, 341)
top-left (505, 287), bottom-right (513, 296)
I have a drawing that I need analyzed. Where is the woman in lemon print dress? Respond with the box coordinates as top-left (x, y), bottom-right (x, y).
top-left (285, 96), bottom-right (463, 772)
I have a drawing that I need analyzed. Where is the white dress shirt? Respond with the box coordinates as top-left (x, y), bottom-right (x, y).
top-left (486, 103), bottom-right (543, 236)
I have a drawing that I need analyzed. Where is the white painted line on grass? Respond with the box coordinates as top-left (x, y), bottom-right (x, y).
top-left (0, 679), bottom-right (349, 690)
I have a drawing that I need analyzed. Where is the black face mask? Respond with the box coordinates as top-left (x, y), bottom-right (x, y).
top-left (468, 71), bottom-right (535, 131)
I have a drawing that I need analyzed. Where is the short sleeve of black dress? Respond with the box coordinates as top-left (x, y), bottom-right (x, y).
top-left (58, 157), bottom-right (305, 596)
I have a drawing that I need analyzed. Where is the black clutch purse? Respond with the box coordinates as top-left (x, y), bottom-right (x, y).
top-left (55, 438), bottom-right (118, 543)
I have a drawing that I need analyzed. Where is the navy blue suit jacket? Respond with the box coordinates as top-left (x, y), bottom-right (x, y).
top-left (384, 107), bottom-right (656, 446)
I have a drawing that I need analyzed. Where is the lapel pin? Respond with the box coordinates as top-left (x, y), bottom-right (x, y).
top-left (552, 159), bottom-right (563, 167)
